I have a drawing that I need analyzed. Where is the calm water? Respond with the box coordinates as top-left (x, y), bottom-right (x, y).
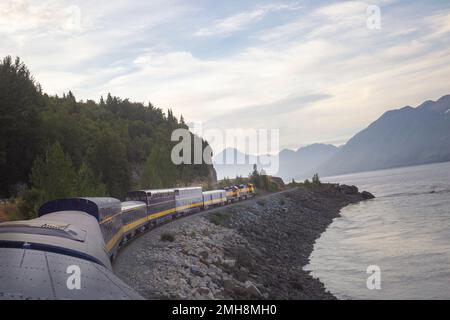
top-left (305, 161), bottom-right (450, 299)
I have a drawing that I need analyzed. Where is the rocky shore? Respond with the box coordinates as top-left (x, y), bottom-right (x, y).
top-left (114, 184), bottom-right (374, 300)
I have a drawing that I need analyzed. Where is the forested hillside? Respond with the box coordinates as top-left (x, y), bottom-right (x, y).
top-left (0, 56), bottom-right (215, 217)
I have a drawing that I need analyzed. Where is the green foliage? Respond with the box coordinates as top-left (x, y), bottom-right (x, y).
top-left (160, 232), bottom-right (175, 242)
top-left (301, 174), bottom-right (321, 188)
top-left (18, 189), bottom-right (44, 220)
top-left (235, 175), bottom-right (244, 185)
top-left (89, 130), bottom-right (130, 198)
top-left (141, 149), bottom-right (163, 189)
top-left (0, 56), bottom-right (215, 207)
top-left (312, 173), bottom-right (322, 185)
top-left (218, 163), bottom-right (282, 193)
top-left (268, 181), bottom-right (279, 192)
top-left (0, 56), bottom-right (43, 197)
top-left (208, 211), bottom-right (231, 227)
top-left (76, 162), bottom-right (107, 197)
top-left (250, 164), bottom-right (262, 188)
top-left (19, 142), bottom-right (107, 218)
top-left (30, 142), bottom-right (78, 202)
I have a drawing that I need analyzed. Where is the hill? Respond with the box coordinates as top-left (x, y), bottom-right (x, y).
top-left (0, 56), bottom-right (215, 215)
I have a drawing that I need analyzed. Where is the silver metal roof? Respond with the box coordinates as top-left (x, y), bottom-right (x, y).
top-left (0, 211), bottom-right (112, 270)
top-left (202, 190), bottom-right (226, 195)
top-left (0, 247), bottom-right (143, 300)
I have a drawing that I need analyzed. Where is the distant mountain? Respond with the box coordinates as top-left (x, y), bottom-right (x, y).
top-left (213, 95), bottom-right (450, 181)
top-left (213, 148), bottom-right (258, 180)
top-left (317, 94), bottom-right (450, 176)
top-left (277, 144), bottom-right (339, 181)
top-left (213, 144), bottom-right (338, 181)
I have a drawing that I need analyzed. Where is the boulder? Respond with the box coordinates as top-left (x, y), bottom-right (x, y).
top-left (190, 265), bottom-right (205, 277)
top-left (361, 191), bottom-right (375, 199)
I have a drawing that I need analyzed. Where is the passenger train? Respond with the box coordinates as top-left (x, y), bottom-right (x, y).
top-left (0, 184), bottom-right (255, 299)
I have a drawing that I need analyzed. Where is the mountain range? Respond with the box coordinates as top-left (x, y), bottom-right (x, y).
top-left (213, 94), bottom-right (450, 181)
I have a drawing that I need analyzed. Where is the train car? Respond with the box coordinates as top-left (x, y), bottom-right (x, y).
top-left (174, 187), bottom-right (203, 214)
top-left (120, 201), bottom-right (148, 239)
top-left (202, 190), bottom-right (227, 209)
top-left (238, 184), bottom-right (251, 199)
top-left (247, 183), bottom-right (256, 197)
top-left (38, 197), bottom-right (123, 258)
top-left (127, 189), bottom-right (177, 224)
top-left (225, 186), bottom-right (240, 203)
top-left (2, 208), bottom-right (112, 269)
top-left (0, 199), bottom-right (143, 299)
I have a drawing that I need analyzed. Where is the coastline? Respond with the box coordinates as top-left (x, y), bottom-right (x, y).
top-left (114, 185), bottom-right (374, 300)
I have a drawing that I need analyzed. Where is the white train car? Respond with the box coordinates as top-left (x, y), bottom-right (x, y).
top-left (174, 187), bottom-right (203, 215)
top-left (202, 190), bottom-right (227, 209)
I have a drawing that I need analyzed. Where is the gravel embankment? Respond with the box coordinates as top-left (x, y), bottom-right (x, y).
top-left (113, 184), bottom-right (374, 300)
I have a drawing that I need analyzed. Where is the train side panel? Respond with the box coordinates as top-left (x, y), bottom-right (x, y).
top-left (120, 201), bottom-right (148, 238)
top-left (203, 190), bottom-right (227, 208)
top-left (147, 190), bottom-right (177, 223)
top-left (175, 187), bottom-right (203, 214)
top-left (126, 189), bottom-right (177, 225)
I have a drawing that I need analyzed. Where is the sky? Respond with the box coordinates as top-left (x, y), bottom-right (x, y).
top-left (1, 0), bottom-right (450, 153)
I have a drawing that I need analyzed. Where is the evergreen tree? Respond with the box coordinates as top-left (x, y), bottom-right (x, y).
top-left (312, 173), bottom-right (321, 185)
top-left (141, 149), bottom-right (163, 189)
top-left (76, 162), bottom-right (106, 196)
top-left (0, 56), bottom-right (42, 197)
top-left (30, 142), bottom-right (77, 203)
top-left (91, 131), bottom-right (130, 199)
top-left (250, 164), bottom-right (261, 188)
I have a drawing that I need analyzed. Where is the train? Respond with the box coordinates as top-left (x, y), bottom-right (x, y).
top-left (0, 184), bottom-right (255, 300)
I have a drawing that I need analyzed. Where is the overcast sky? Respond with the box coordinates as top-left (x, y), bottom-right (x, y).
top-left (1, 0), bottom-right (450, 152)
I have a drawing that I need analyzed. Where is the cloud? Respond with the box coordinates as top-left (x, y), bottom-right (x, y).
top-left (194, 3), bottom-right (302, 37)
top-left (0, 1), bottom-right (84, 35)
top-left (206, 93), bottom-right (333, 128)
top-left (423, 10), bottom-right (450, 40)
top-left (2, 0), bottom-right (450, 153)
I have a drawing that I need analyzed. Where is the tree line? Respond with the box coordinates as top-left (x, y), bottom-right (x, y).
top-left (0, 56), bottom-right (215, 218)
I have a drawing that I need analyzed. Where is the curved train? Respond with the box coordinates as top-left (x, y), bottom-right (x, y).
top-left (0, 184), bottom-right (255, 299)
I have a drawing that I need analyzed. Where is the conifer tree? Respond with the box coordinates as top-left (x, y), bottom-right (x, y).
top-left (30, 142), bottom-right (77, 203)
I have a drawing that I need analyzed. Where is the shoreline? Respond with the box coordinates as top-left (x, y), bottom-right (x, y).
top-left (114, 184), bottom-right (374, 299)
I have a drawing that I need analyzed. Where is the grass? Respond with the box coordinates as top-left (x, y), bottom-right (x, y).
top-left (208, 211), bottom-right (231, 227)
top-left (160, 232), bottom-right (175, 242)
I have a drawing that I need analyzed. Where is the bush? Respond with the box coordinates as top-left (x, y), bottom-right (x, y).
top-left (18, 188), bottom-right (44, 220)
top-left (0, 201), bottom-right (21, 222)
top-left (208, 211), bottom-right (231, 227)
top-left (160, 232), bottom-right (175, 242)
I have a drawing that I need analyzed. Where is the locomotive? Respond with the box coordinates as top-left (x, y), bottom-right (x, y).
top-left (0, 184), bottom-right (255, 299)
